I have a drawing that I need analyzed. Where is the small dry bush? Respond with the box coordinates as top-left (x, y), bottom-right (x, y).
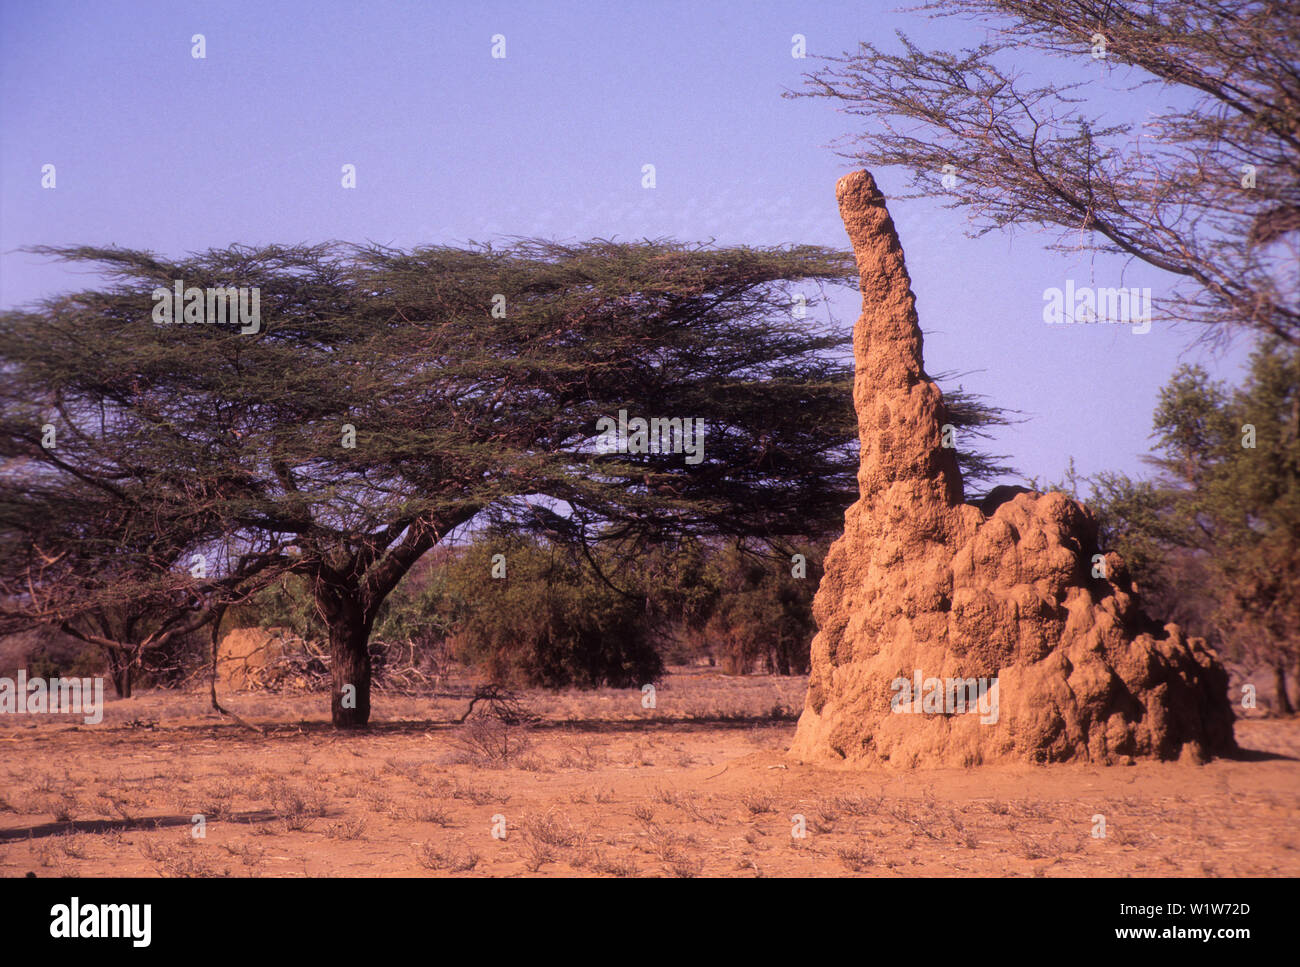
top-left (639, 819), bottom-right (695, 864)
top-left (836, 843), bottom-right (875, 872)
top-left (667, 854), bottom-right (705, 878)
top-left (452, 716), bottom-right (533, 767)
top-left (520, 836), bottom-right (556, 873)
top-left (405, 801), bottom-right (455, 827)
top-left (522, 811), bottom-right (585, 849)
top-left (831, 794), bottom-right (883, 816)
top-left (325, 817), bottom-right (368, 840)
top-left (268, 781), bottom-right (329, 831)
top-left (518, 810), bottom-right (587, 872)
top-left (194, 782), bottom-right (239, 820)
top-left (219, 840), bottom-right (268, 871)
top-left (417, 842), bottom-right (481, 873)
top-left (140, 838), bottom-right (232, 878)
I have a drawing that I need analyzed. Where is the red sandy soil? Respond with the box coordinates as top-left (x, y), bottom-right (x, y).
top-left (1, 667), bottom-right (1296, 877)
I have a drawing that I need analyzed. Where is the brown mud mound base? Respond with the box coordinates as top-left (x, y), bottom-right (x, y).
top-left (789, 171), bottom-right (1236, 767)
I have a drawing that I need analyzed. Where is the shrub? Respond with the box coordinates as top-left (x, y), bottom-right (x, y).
top-left (436, 534), bottom-right (664, 689)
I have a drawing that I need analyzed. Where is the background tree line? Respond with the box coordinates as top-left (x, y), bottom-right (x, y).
top-left (213, 533), bottom-right (826, 690)
top-left (1085, 337), bottom-right (1299, 712)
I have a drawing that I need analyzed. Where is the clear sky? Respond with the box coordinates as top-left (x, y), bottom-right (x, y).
top-left (0, 0), bottom-right (1252, 490)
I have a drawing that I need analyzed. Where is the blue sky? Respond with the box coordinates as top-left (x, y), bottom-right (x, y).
top-left (0, 0), bottom-right (1252, 489)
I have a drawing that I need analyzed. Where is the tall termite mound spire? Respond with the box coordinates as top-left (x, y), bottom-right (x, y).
top-left (836, 170), bottom-right (963, 510)
top-left (790, 170), bottom-right (1236, 766)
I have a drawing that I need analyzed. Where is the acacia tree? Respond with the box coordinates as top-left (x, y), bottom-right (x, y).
top-left (790, 0), bottom-right (1300, 345)
top-left (0, 236), bottom-right (1015, 728)
top-left (1, 240), bottom-right (857, 727)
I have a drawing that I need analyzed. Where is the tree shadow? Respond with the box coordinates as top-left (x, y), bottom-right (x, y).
top-left (1218, 746), bottom-right (1296, 763)
top-left (250, 710), bottom-right (801, 737)
top-left (0, 809), bottom-right (280, 843)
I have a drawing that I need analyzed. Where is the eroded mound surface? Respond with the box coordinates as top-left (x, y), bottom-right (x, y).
top-left (789, 171), bottom-right (1236, 766)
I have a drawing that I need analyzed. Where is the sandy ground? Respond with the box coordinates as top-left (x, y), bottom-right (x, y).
top-left (1, 666), bottom-right (1297, 877)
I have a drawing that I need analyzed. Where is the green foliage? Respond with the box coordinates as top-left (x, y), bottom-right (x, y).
top-left (1150, 341), bottom-right (1300, 657)
top-left (1087, 472), bottom-right (1181, 595)
top-left (26, 641), bottom-right (103, 682)
top-left (429, 534), bottom-right (662, 689)
top-left (1088, 338), bottom-right (1300, 677)
top-left (298, 533), bottom-right (827, 689)
top-left (700, 543), bottom-right (821, 675)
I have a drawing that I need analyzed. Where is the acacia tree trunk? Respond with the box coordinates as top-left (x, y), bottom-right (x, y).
top-left (106, 648), bottom-right (133, 698)
top-left (1275, 663), bottom-right (1295, 717)
top-left (330, 616), bottom-right (373, 729)
top-left (316, 582), bottom-right (375, 729)
top-left (312, 516), bottom-right (469, 730)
